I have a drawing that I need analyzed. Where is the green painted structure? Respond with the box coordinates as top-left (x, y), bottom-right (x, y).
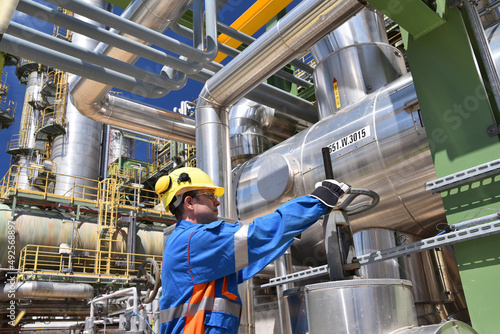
top-left (368, 0), bottom-right (500, 332)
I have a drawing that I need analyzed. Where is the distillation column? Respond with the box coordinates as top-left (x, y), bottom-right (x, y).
top-left (51, 0), bottom-right (107, 195)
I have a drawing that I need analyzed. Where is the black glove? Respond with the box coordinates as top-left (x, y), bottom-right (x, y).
top-left (310, 179), bottom-right (350, 207)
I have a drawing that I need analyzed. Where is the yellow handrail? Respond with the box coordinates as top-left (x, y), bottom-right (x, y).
top-left (18, 244), bottom-right (162, 280)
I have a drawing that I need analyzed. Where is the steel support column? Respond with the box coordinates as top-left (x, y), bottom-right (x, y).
top-left (402, 4), bottom-right (500, 333)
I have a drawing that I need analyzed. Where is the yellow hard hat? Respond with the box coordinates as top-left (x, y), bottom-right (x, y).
top-left (155, 167), bottom-right (224, 214)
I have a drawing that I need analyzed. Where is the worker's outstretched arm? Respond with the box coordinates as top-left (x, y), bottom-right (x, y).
top-left (187, 180), bottom-right (348, 284)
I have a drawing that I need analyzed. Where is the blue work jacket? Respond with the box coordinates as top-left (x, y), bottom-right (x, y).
top-left (159, 195), bottom-right (328, 333)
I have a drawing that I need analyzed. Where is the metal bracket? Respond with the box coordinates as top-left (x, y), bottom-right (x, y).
top-left (487, 124), bottom-right (500, 136)
top-left (259, 215), bottom-right (500, 289)
top-left (424, 158), bottom-right (500, 193)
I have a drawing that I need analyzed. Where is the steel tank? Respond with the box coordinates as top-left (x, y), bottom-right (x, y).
top-left (51, 0), bottom-right (107, 196)
top-left (234, 72), bottom-right (441, 239)
top-left (0, 204), bottom-right (164, 268)
top-left (282, 279), bottom-right (417, 334)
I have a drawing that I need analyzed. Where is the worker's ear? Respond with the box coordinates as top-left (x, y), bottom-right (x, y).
top-left (184, 195), bottom-right (195, 211)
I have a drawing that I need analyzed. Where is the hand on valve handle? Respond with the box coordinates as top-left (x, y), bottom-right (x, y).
top-left (310, 179), bottom-right (351, 207)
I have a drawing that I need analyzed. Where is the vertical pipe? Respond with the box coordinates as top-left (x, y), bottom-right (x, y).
top-left (275, 250), bottom-right (293, 334)
top-left (464, 0), bottom-right (500, 120)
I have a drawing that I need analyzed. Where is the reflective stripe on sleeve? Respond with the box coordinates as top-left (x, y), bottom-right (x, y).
top-left (159, 298), bottom-right (242, 324)
top-left (234, 222), bottom-right (249, 271)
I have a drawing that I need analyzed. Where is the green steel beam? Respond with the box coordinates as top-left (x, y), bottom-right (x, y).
top-left (368, 0), bottom-right (445, 39)
top-left (404, 4), bottom-right (500, 333)
top-left (106, 0), bottom-right (132, 10)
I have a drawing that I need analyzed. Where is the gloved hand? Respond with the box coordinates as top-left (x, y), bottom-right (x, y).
top-left (310, 179), bottom-right (350, 207)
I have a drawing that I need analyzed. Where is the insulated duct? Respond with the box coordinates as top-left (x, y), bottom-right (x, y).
top-left (0, 282), bottom-right (94, 301)
top-left (196, 0), bottom-right (366, 218)
top-left (68, 0), bottom-right (215, 128)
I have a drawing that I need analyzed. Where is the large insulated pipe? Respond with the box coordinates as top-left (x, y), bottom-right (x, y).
top-left (90, 94), bottom-right (196, 144)
top-left (196, 0), bottom-right (366, 218)
top-left (235, 73), bottom-right (439, 240)
top-left (0, 0), bottom-right (19, 41)
top-left (68, 0), bottom-right (212, 123)
top-left (312, 7), bottom-right (406, 119)
top-left (0, 282), bottom-right (94, 301)
top-left (229, 98), bottom-right (274, 165)
top-left (0, 204), bottom-right (166, 268)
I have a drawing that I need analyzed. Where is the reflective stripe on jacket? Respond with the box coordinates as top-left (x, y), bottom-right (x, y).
top-left (159, 195), bottom-right (328, 333)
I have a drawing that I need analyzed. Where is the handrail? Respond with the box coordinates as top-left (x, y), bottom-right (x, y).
top-left (0, 165), bottom-right (166, 215)
top-left (18, 244), bottom-right (162, 280)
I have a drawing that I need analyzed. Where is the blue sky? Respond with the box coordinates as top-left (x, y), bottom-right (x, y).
top-left (0, 0), bottom-right (300, 178)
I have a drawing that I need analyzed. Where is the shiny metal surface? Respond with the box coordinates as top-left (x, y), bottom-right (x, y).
top-left (51, 0), bottom-right (106, 195)
top-left (98, 95), bottom-right (196, 144)
top-left (197, 0), bottom-right (365, 218)
top-left (310, 7), bottom-right (390, 62)
top-left (353, 230), bottom-right (469, 324)
top-left (397, 233), bottom-right (470, 325)
top-left (354, 229), bottom-right (400, 279)
top-left (0, 282), bottom-right (94, 301)
top-left (229, 98), bottom-right (274, 164)
top-left (315, 43), bottom-right (406, 118)
top-left (312, 8), bottom-right (406, 119)
top-left (68, 0), bottom-right (196, 143)
top-left (397, 320), bottom-right (478, 333)
top-left (236, 73), bottom-right (443, 238)
top-left (108, 129), bottom-right (132, 165)
top-left (0, 204), bottom-right (164, 268)
top-left (199, 0), bottom-right (365, 107)
top-left (283, 279), bottom-right (417, 334)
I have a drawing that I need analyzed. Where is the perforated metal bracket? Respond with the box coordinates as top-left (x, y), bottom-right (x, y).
top-left (424, 158), bottom-right (500, 193)
top-left (487, 124), bottom-right (500, 136)
top-left (259, 216), bottom-right (500, 289)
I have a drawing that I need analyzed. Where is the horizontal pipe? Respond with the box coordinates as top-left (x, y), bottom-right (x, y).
top-left (216, 21), bottom-right (315, 74)
top-left (172, 22), bottom-right (312, 88)
top-left (0, 282), bottom-right (94, 301)
top-left (7, 22), bottom-right (187, 91)
top-left (70, 94), bottom-right (197, 144)
top-left (0, 34), bottom-right (169, 98)
top-left (200, 0), bottom-right (365, 107)
top-left (42, 0), bottom-right (218, 63)
top-left (17, 0), bottom-right (203, 75)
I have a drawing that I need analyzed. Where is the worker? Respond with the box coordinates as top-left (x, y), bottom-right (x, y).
top-left (155, 167), bottom-right (349, 333)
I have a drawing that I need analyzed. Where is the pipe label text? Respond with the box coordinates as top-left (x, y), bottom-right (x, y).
top-left (327, 126), bottom-right (370, 154)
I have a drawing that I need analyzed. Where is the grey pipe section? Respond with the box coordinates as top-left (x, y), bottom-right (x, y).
top-left (0, 282), bottom-right (94, 301)
top-left (172, 22), bottom-right (312, 88)
top-left (79, 94), bottom-right (196, 144)
top-left (0, 34), bottom-right (169, 98)
top-left (17, 0), bottom-right (203, 76)
top-left (196, 0), bottom-right (365, 218)
top-left (229, 98), bottom-right (273, 164)
top-left (0, 0), bottom-right (19, 36)
top-left (6, 22), bottom-right (187, 91)
top-left (67, 0), bottom-right (205, 140)
top-left (216, 21), bottom-right (315, 75)
top-left (0, 34), bottom-right (168, 97)
top-left (42, 0), bottom-right (218, 64)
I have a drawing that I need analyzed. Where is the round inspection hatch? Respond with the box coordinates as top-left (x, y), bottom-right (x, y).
top-left (257, 154), bottom-right (293, 201)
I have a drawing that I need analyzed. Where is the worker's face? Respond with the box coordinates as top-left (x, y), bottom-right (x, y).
top-left (191, 190), bottom-right (220, 224)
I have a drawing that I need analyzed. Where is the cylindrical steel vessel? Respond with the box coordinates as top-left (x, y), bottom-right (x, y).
top-left (235, 73), bottom-right (442, 239)
top-left (282, 279), bottom-right (417, 334)
top-left (0, 204), bottom-right (164, 268)
top-left (51, 0), bottom-right (106, 196)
